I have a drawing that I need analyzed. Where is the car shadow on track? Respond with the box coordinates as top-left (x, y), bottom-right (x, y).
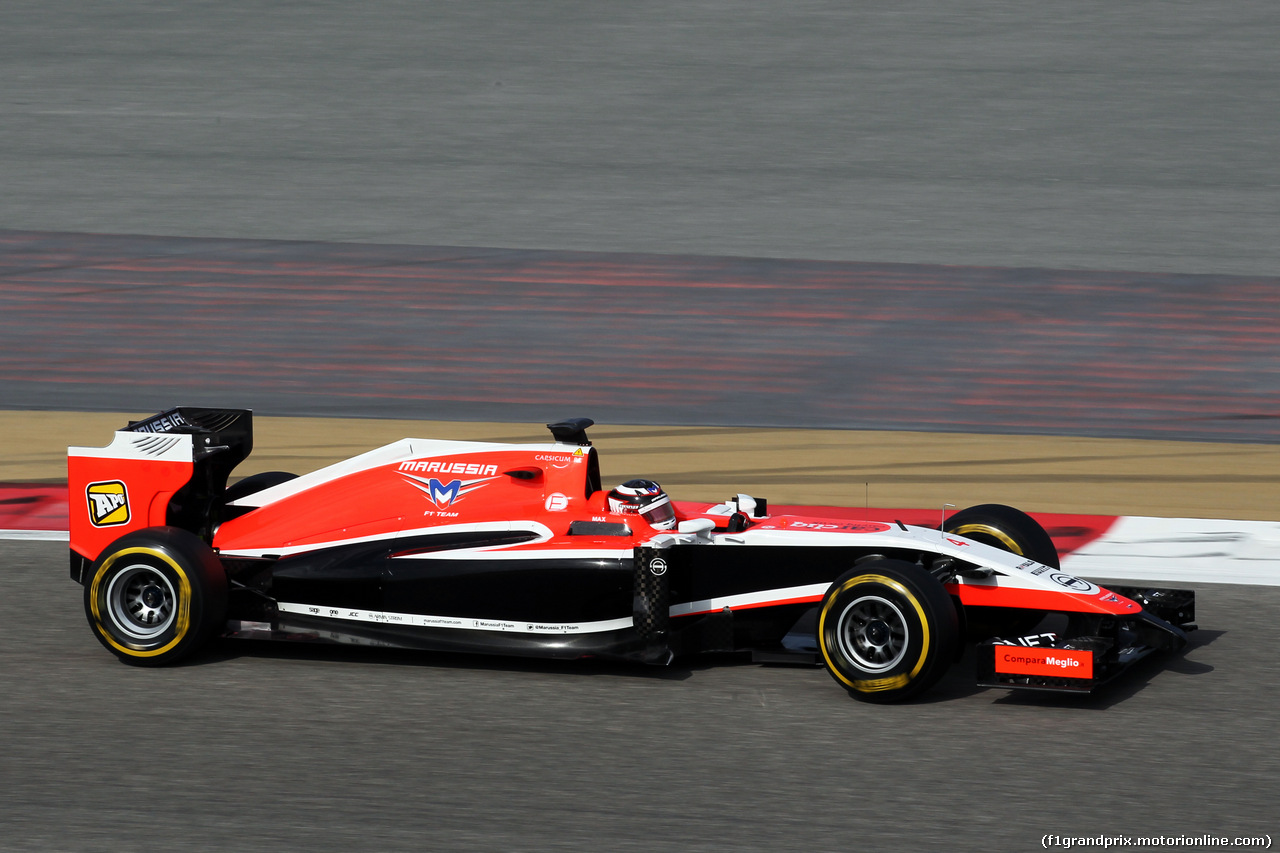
top-left (198, 636), bottom-right (709, 682)
top-left (190, 627), bottom-right (1222, 706)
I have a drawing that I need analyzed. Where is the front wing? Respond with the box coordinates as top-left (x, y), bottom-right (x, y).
top-left (975, 586), bottom-right (1196, 693)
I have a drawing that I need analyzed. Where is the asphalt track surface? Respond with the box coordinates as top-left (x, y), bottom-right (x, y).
top-left (5, 419), bottom-right (1280, 853)
top-left (1, 538), bottom-right (1275, 853)
top-left (4, 3), bottom-right (1280, 851)
top-left (3, 2), bottom-right (1278, 276)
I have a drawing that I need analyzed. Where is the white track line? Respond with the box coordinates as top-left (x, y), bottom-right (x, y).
top-left (1, 529), bottom-right (69, 541)
top-left (1064, 516), bottom-right (1280, 587)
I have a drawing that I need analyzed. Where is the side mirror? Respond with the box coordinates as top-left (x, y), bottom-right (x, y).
top-left (677, 518), bottom-right (716, 539)
top-left (733, 493), bottom-right (768, 518)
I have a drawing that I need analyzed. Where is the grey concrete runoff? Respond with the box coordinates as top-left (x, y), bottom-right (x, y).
top-left (2, 1), bottom-right (1278, 276)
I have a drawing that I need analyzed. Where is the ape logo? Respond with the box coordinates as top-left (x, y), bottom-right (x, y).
top-left (400, 472), bottom-right (495, 509)
top-left (87, 481), bottom-right (130, 527)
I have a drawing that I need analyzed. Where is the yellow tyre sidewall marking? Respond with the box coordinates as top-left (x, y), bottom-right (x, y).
top-left (89, 546), bottom-right (192, 658)
top-left (949, 523), bottom-right (1023, 556)
top-left (819, 574), bottom-right (931, 693)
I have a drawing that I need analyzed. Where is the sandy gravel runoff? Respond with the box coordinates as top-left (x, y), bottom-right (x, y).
top-left (7, 410), bottom-right (1279, 521)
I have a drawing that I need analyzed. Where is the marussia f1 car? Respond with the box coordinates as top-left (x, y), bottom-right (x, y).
top-left (68, 408), bottom-right (1197, 703)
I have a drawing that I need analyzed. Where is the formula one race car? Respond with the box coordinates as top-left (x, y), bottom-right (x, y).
top-left (68, 408), bottom-right (1196, 703)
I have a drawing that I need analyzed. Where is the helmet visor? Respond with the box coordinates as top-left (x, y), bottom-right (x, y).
top-left (641, 496), bottom-right (676, 530)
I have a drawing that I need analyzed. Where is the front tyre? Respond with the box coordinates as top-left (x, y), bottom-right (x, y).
top-left (944, 503), bottom-right (1059, 569)
top-left (818, 559), bottom-right (958, 703)
top-left (84, 527), bottom-right (227, 666)
top-left (944, 503), bottom-right (1059, 638)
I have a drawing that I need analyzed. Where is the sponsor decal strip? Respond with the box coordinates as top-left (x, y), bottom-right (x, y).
top-left (276, 602), bottom-right (633, 635)
top-left (398, 461), bottom-right (500, 476)
top-left (993, 644), bottom-right (1094, 679)
top-left (128, 411), bottom-right (193, 433)
top-left (669, 583), bottom-right (831, 618)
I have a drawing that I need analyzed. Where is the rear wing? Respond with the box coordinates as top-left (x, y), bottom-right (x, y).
top-left (68, 408), bottom-right (253, 580)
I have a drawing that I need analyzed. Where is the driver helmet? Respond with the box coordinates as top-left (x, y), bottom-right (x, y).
top-left (607, 479), bottom-right (677, 530)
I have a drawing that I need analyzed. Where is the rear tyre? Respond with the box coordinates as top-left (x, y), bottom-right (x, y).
top-left (945, 503), bottom-right (1059, 638)
top-left (818, 559), bottom-right (959, 703)
top-left (84, 527), bottom-right (227, 666)
top-left (222, 470), bottom-right (297, 504)
top-left (220, 471), bottom-right (297, 523)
